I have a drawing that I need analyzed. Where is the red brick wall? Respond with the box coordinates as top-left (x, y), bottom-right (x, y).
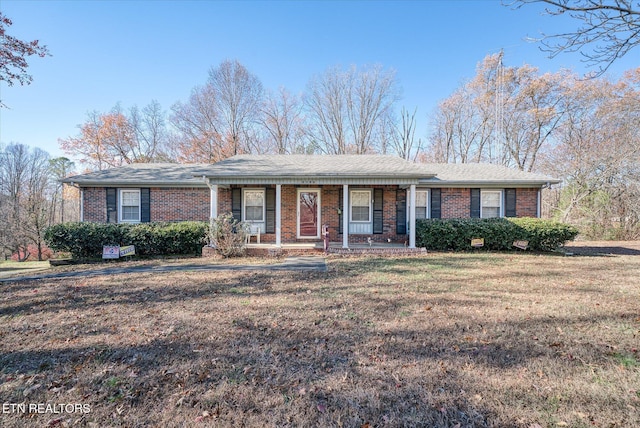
top-left (83, 187), bottom-right (106, 222)
top-left (82, 187), bottom-right (209, 223)
top-left (150, 188), bottom-right (209, 222)
top-left (441, 188), bottom-right (471, 219)
top-left (439, 188), bottom-right (539, 218)
top-left (515, 188), bottom-right (539, 217)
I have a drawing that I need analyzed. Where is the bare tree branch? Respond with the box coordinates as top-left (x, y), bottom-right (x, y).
top-left (510, 0), bottom-right (640, 76)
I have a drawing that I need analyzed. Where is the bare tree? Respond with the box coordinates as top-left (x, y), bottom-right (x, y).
top-left (48, 157), bottom-right (75, 223)
top-left (305, 66), bottom-right (349, 154)
top-left (541, 68), bottom-right (640, 237)
top-left (510, 0), bottom-right (640, 75)
top-left (261, 87), bottom-right (308, 154)
top-left (427, 56), bottom-right (497, 164)
top-left (391, 107), bottom-right (423, 161)
top-left (170, 84), bottom-right (228, 163)
top-left (129, 100), bottom-right (171, 162)
top-left (208, 59), bottom-right (264, 155)
top-left (0, 144), bottom-right (53, 260)
top-left (305, 64), bottom-right (400, 154)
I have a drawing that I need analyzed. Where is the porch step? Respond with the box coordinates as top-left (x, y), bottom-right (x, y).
top-left (327, 247), bottom-right (427, 255)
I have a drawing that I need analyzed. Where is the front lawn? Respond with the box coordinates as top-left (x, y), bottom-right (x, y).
top-left (1, 252), bottom-right (638, 427)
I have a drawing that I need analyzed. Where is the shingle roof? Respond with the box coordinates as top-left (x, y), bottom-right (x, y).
top-left (199, 154), bottom-right (434, 178)
top-left (419, 163), bottom-right (560, 186)
top-left (61, 163), bottom-right (210, 187)
top-left (61, 156), bottom-right (560, 188)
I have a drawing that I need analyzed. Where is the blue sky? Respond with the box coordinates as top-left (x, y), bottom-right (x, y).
top-left (1, 0), bottom-right (637, 161)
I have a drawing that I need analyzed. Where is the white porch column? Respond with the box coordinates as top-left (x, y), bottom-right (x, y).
top-left (409, 184), bottom-right (416, 248)
top-left (275, 184), bottom-right (282, 247)
top-left (342, 184), bottom-right (349, 248)
top-left (209, 183), bottom-right (218, 219)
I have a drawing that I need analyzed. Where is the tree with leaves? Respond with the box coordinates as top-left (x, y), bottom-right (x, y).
top-left (60, 102), bottom-right (171, 170)
top-left (510, 0), bottom-right (640, 75)
top-left (0, 12), bottom-right (50, 106)
top-left (427, 54), bottom-right (565, 172)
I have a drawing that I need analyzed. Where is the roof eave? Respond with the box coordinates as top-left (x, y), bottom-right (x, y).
top-left (61, 179), bottom-right (207, 188)
top-left (417, 179), bottom-right (561, 187)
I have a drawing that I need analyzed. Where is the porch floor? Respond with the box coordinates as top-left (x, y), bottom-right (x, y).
top-left (245, 241), bottom-right (427, 255)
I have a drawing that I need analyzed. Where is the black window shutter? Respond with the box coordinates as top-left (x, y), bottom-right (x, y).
top-left (431, 188), bottom-right (442, 219)
top-left (338, 187), bottom-right (343, 234)
top-left (373, 188), bottom-right (383, 234)
top-left (505, 188), bottom-right (517, 217)
top-left (140, 188), bottom-right (150, 222)
top-left (106, 188), bottom-right (117, 223)
top-left (265, 187), bottom-right (275, 233)
top-left (231, 188), bottom-right (242, 221)
top-left (396, 188), bottom-right (407, 235)
top-left (470, 189), bottom-right (481, 218)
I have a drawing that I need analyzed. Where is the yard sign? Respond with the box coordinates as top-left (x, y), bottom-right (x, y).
top-left (102, 246), bottom-right (120, 259)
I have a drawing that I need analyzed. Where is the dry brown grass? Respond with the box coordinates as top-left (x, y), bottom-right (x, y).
top-left (1, 251), bottom-right (639, 427)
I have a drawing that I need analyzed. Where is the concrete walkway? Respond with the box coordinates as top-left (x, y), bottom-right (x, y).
top-left (0, 256), bottom-right (327, 283)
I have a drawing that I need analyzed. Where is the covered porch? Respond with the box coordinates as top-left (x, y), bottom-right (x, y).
top-left (199, 155), bottom-right (438, 250)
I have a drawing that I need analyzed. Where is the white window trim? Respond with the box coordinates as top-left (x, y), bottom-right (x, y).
top-left (242, 188), bottom-right (266, 223)
top-left (415, 189), bottom-right (430, 220)
top-left (118, 189), bottom-right (141, 223)
top-left (350, 189), bottom-right (372, 223)
top-left (480, 189), bottom-right (504, 219)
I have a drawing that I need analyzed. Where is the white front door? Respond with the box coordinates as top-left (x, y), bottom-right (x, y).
top-left (297, 189), bottom-right (321, 239)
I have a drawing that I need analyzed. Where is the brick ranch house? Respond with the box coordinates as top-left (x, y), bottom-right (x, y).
top-left (63, 155), bottom-right (560, 249)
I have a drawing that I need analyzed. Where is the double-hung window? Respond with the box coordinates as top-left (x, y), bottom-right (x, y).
top-left (481, 190), bottom-right (502, 218)
top-left (350, 190), bottom-right (371, 222)
top-left (119, 189), bottom-right (141, 223)
top-left (415, 190), bottom-right (429, 219)
top-left (349, 189), bottom-right (373, 234)
top-left (243, 189), bottom-right (265, 223)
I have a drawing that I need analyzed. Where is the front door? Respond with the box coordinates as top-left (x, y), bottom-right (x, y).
top-left (297, 189), bottom-right (321, 239)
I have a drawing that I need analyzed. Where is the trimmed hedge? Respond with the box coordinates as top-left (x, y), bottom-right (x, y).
top-left (44, 221), bottom-right (208, 259)
top-left (416, 218), bottom-right (579, 252)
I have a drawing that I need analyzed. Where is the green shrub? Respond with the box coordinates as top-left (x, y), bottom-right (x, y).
top-left (508, 218), bottom-right (580, 252)
top-left (416, 218), bottom-right (578, 252)
top-left (44, 221), bottom-right (208, 259)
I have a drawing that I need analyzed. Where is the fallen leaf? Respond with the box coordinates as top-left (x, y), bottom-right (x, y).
top-left (317, 404), bottom-right (326, 413)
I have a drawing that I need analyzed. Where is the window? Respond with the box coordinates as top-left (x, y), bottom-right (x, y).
top-left (481, 190), bottom-right (502, 218)
top-left (119, 189), bottom-right (141, 222)
top-left (416, 190), bottom-right (429, 219)
top-left (243, 189), bottom-right (265, 222)
top-left (350, 190), bottom-right (371, 222)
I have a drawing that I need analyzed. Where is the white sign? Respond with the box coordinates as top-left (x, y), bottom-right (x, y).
top-left (471, 238), bottom-right (484, 248)
top-left (119, 245), bottom-right (135, 257)
top-left (102, 246), bottom-right (120, 259)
